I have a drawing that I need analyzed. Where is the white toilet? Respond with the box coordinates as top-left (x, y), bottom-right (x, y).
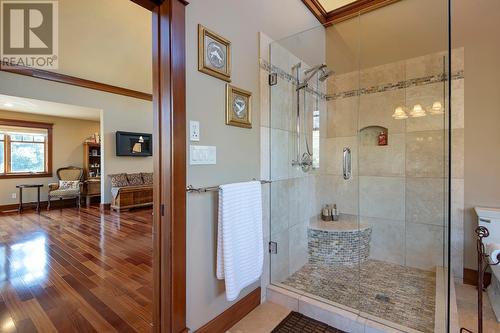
top-left (475, 206), bottom-right (500, 323)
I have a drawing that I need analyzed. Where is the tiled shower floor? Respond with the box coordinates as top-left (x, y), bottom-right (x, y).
top-left (282, 259), bottom-right (436, 333)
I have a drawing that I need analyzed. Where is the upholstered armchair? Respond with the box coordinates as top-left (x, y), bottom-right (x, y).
top-left (47, 167), bottom-right (84, 210)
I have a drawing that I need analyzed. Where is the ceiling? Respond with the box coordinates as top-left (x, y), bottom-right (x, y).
top-left (317, 0), bottom-right (358, 12)
top-left (302, 0), bottom-right (400, 25)
top-left (0, 94), bottom-right (101, 121)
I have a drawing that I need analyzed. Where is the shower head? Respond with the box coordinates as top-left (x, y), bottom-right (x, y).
top-left (319, 69), bottom-right (334, 82)
top-left (303, 64), bottom-right (327, 83)
top-left (297, 64), bottom-right (334, 90)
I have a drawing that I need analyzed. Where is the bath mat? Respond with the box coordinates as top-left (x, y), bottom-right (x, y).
top-left (271, 311), bottom-right (346, 333)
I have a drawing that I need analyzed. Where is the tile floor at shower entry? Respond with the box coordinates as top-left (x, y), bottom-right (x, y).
top-left (282, 259), bottom-right (436, 333)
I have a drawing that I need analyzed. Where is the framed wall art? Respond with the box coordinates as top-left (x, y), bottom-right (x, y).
top-left (198, 24), bottom-right (231, 82)
top-left (226, 84), bottom-right (252, 129)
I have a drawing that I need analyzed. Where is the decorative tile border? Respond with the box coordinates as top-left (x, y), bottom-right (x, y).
top-left (259, 58), bottom-right (464, 102)
top-left (328, 70), bottom-right (464, 101)
top-left (259, 58), bottom-right (327, 100)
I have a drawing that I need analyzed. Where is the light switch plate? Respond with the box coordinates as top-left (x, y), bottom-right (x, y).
top-left (189, 120), bottom-right (200, 142)
top-left (190, 145), bottom-right (216, 165)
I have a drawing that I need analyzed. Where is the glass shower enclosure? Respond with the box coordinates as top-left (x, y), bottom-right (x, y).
top-left (266, 1), bottom-right (451, 332)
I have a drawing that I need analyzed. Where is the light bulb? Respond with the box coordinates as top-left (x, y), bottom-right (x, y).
top-left (410, 104), bottom-right (426, 118)
top-left (392, 106), bottom-right (408, 120)
top-left (429, 101), bottom-right (444, 115)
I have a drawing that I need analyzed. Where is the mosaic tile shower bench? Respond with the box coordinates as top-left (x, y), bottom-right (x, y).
top-left (308, 220), bottom-right (372, 266)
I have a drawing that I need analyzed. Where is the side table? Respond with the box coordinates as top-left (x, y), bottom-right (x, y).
top-left (16, 184), bottom-right (43, 213)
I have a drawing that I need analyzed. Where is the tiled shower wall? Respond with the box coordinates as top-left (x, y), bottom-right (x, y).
top-left (260, 29), bottom-right (465, 287)
top-left (323, 48), bottom-right (465, 278)
top-left (259, 32), bottom-right (327, 285)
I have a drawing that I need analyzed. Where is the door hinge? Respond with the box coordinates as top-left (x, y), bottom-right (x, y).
top-left (269, 241), bottom-right (277, 254)
top-left (269, 73), bottom-right (278, 86)
top-left (161, 204), bottom-right (165, 217)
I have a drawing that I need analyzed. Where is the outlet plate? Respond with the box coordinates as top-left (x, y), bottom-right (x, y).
top-left (189, 120), bottom-right (200, 142)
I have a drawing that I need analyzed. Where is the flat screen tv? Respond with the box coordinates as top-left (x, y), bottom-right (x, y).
top-left (116, 131), bottom-right (152, 157)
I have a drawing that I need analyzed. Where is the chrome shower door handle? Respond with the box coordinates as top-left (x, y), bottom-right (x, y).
top-left (343, 147), bottom-right (352, 180)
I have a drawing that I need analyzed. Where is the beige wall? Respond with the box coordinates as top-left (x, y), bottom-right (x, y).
top-left (186, 0), bottom-right (320, 330)
top-left (0, 72), bottom-right (153, 204)
top-left (0, 110), bottom-right (99, 205)
top-left (51, 0), bottom-right (152, 93)
top-left (452, 0), bottom-right (500, 271)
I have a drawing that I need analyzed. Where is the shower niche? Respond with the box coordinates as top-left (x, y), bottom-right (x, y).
top-left (359, 125), bottom-right (389, 146)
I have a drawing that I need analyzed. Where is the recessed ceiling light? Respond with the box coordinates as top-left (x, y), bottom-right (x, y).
top-left (3, 102), bottom-right (14, 108)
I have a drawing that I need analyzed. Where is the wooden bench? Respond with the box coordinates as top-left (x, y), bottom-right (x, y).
top-left (110, 185), bottom-right (153, 211)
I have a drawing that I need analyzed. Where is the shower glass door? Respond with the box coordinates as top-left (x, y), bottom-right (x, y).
top-left (356, 1), bottom-right (450, 331)
top-left (267, 1), bottom-right (451, 331)
top-left (268, 21), bottom-right (363, 314)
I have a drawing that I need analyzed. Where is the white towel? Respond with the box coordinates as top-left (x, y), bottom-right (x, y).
top-left (216, 181), bottom-right (263, 302)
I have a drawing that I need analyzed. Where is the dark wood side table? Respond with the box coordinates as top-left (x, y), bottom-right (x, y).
top-left (16, 184), bottom-right (43, 213)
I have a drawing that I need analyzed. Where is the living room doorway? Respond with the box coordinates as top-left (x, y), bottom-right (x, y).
top-left (0, 1), bottom-right (187, 332)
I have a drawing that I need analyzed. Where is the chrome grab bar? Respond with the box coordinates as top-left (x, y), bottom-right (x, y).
top-left (343, 147), bottom-right (351, 180)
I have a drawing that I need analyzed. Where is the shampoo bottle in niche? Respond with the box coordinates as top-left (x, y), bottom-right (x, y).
top-left (332, 204), bottom-right (339, 221)
top-left (378, 131), bottom-right (388, 146)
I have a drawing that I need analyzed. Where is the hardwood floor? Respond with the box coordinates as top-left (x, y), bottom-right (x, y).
top-left (0, 207), bottom-right (153, 333)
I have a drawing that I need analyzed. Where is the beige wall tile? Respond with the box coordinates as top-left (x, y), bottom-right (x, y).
top-left (270, 79), bottom-right (293, 131)
top-left (260, 69), bottom-right (270, 128)
top-left (405, 51), bottom-right (447, 80)
top-left (451, 78), bottom-right (464, 129)
top-left (359, 90), bottom-right (406, 134)
top-left (452, 128), bottom-right (465, 179)
top-left (270, 128), bottom-right (289, 181)
top-left (270, 179), bottom-right (289, 237)
top-left (289, 222), bottom-right (308, 275)
top-left (325, 136), bottom-right (358, 176)
top-left (262, 183), bottom-right (271, 240)
top-left (332, 175), bottom-right (359, 216)
top-left (405, 82), bottom-right (446, 132)
top-left (451, 47), bottom-right (464, 73)
top-left (327, 97), bottom-right (359, 138)
top-left (359, 133), bottom-right (405, 177)
top-left (361, 216), bottom-right (405, 265)
top-left (270, 230), bottom-right (290, 283)
top-left (360, 176), bottom-right (405, 220)
top-left (260, 126), bottom-right (270, 180)
top-left (329, 71), bottom-right (359, 95)
top-left (406, 177), bottom-right (445, 226)
top-left (406, 130), bottom-right (446, 177)
top-left (360, 61), bottom-right (405, 89)
top-left (288, 177), bottom-right (313, 226)
top-left (405, 223), bottom-right (444, 270)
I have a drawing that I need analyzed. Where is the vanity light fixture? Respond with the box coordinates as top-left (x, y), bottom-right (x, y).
top-left (429, 101), bottom-right (444, 115)
top-left (3, 102), bottom-right (14, 108)
top-left (392, 106), bottom-right (408, 120)
top-left (410, 104), bottom-right (426, 118)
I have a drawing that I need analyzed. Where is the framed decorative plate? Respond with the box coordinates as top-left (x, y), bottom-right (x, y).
top-left (226, 84), bottom-right (252, 129)
top-left (198, 24), bottom-right (231, 82)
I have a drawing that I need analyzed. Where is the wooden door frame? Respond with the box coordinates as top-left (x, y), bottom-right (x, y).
top-left (132, 0), bottom-right (188, 332)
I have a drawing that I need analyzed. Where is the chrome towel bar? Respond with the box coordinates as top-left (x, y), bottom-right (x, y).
top-left (186, 179), bottom-right (272, 193)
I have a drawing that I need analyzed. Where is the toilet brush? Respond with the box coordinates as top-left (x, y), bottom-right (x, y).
top-left (460, 226), bottom-right (500, 333)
